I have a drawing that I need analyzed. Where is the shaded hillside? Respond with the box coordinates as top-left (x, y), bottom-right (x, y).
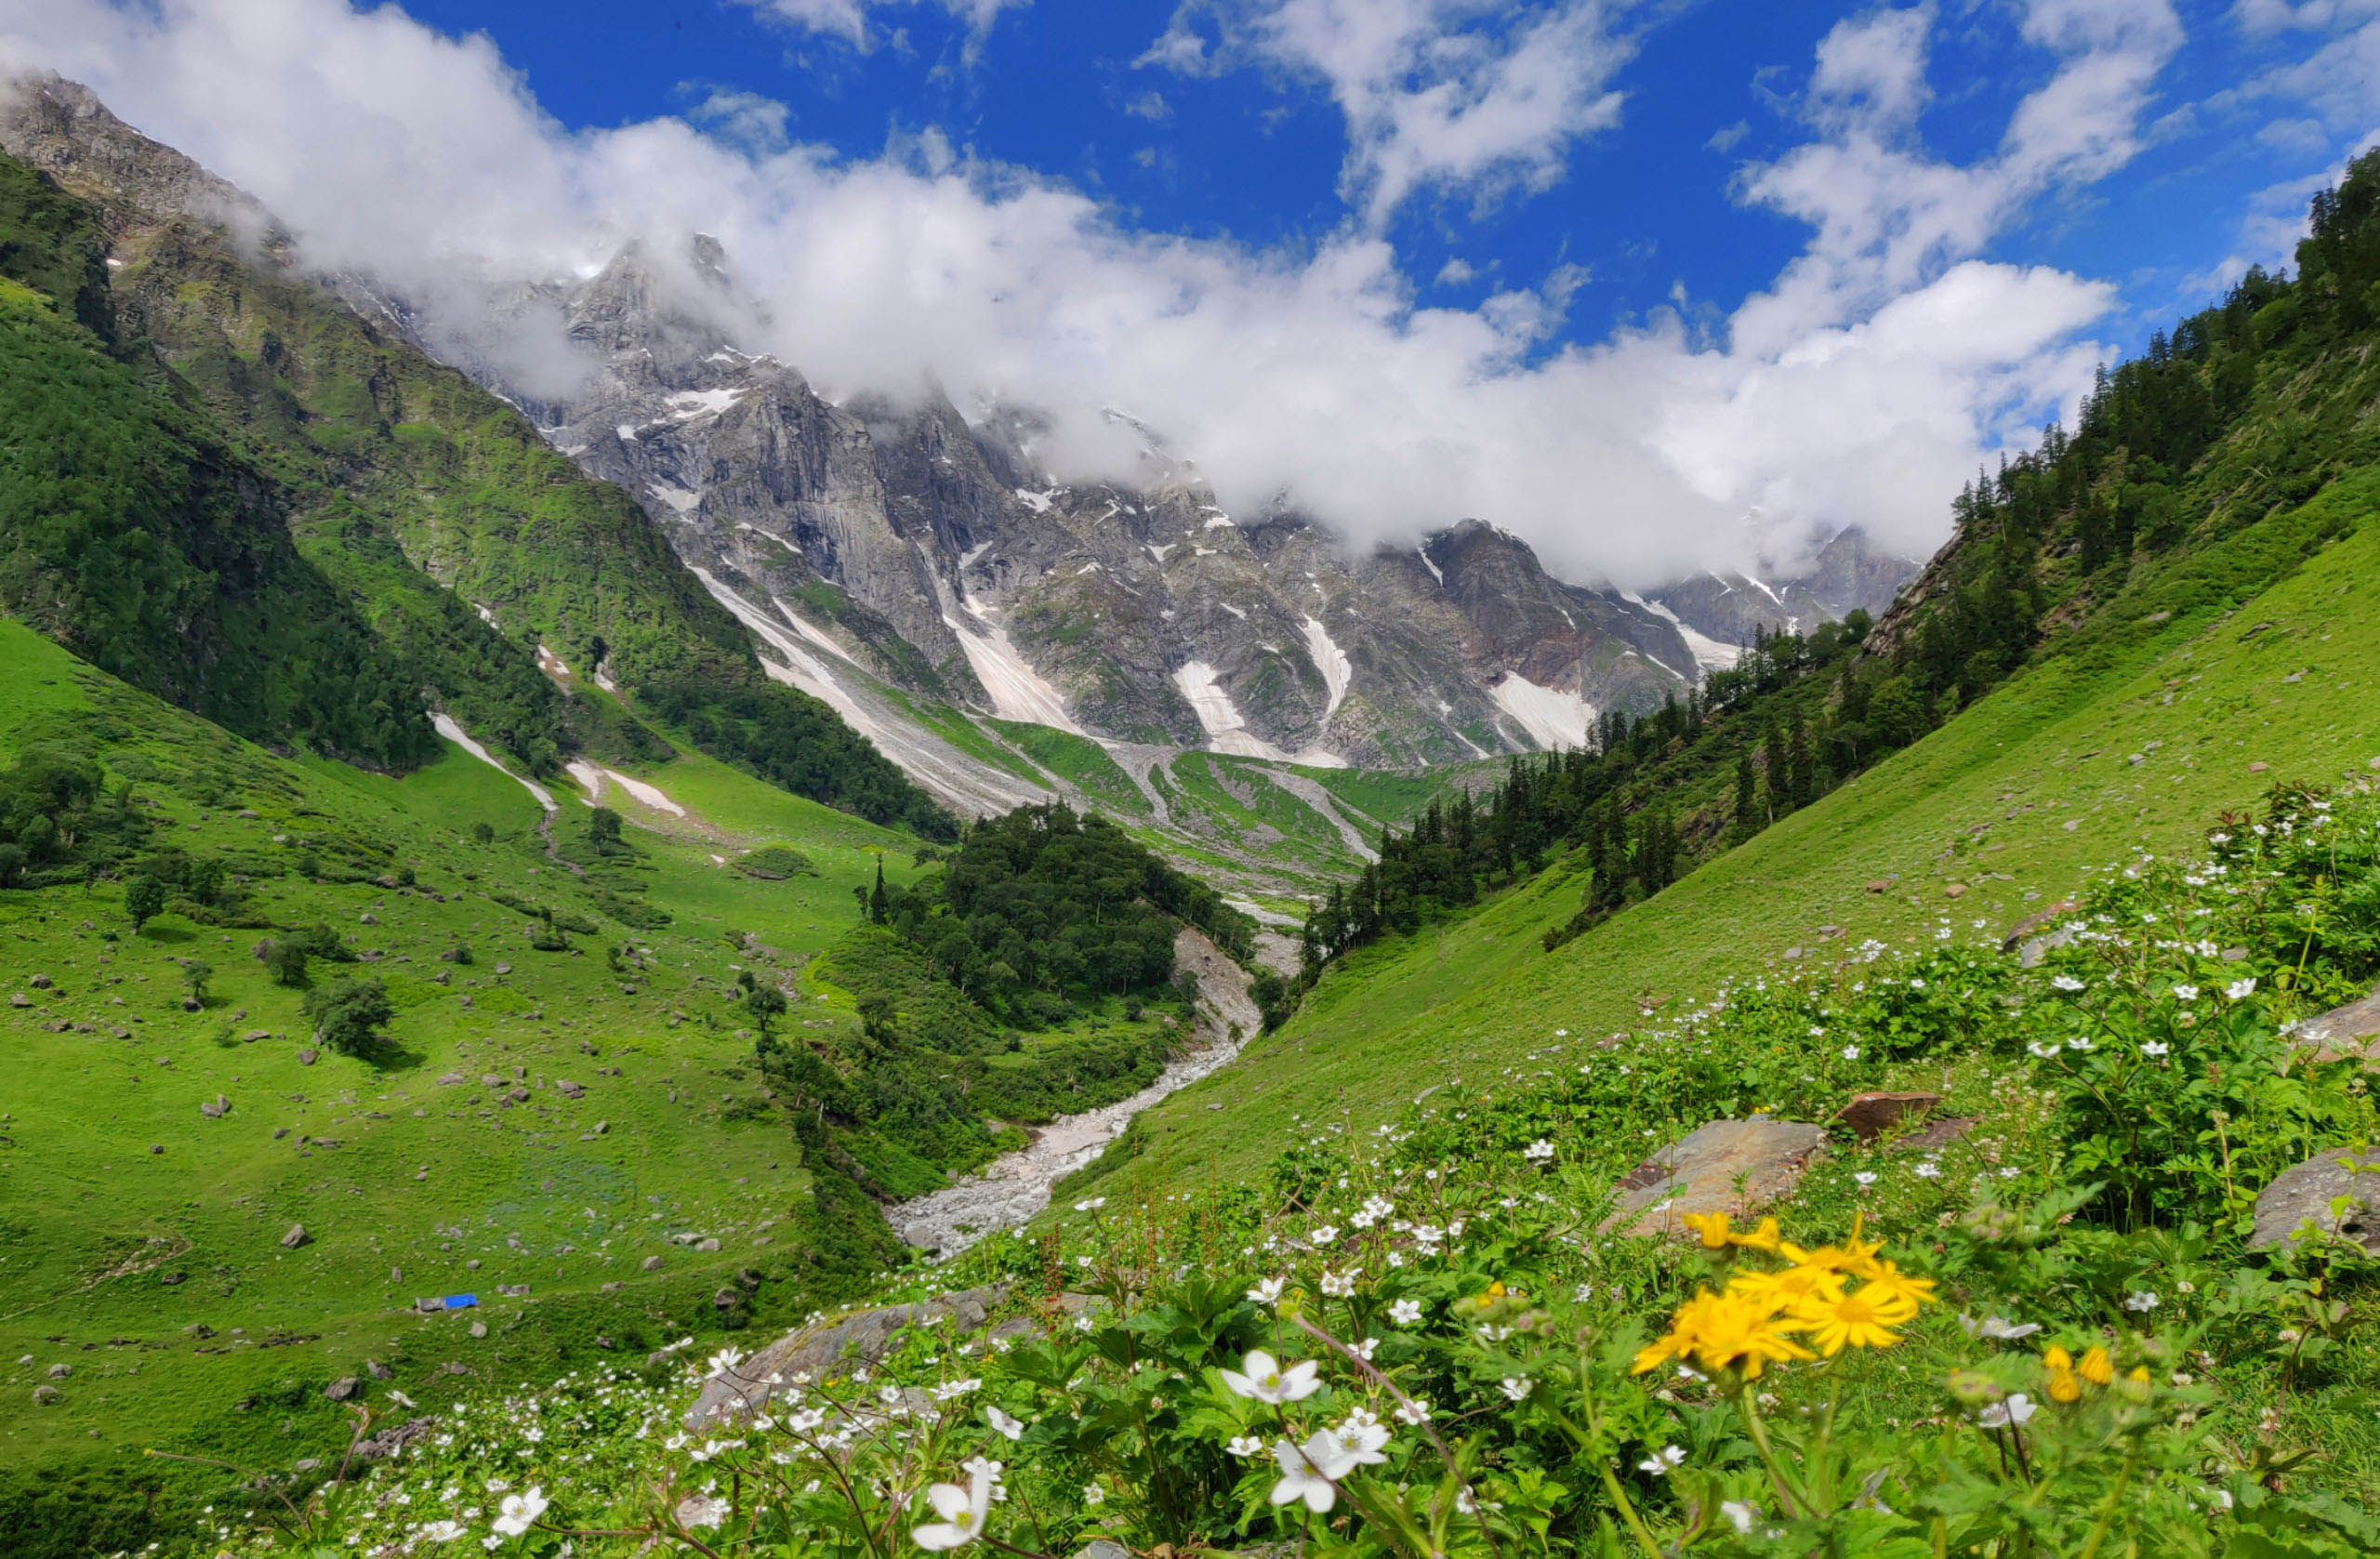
top-left (0, 159), bottom-right (432, 769)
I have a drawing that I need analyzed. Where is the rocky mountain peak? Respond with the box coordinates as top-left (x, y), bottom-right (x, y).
top-left (1, 72), bottom-right (277, 246)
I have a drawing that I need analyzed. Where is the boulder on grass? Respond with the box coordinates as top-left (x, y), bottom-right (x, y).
top-left (2291, 987), bottom-right (2380, 1066)
top-left (1598, 1117), bottom-right (1828, 1237)
top-left (684, 1284), bottom-right (1012, 1429)
top-left (1834, 1091), bottom-right (1940, 1142)
top-left (2252, 1148), bottom-right (2380, 1253)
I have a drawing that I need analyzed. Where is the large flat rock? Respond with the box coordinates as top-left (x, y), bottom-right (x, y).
top-left (685, 1284), bottom-right (1017, 1429)
top-left (1599, 1117), bottom-right (1827, 1237)
top-left (2252, 1148), bottom-right (2380, 1253)
top-left (2292, 988), bottom-right (2380, 1065)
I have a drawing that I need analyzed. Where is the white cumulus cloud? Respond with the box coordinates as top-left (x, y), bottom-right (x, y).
top-left (0, 0), bottom-right (2204, 588)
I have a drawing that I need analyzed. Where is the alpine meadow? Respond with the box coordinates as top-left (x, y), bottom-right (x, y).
top-left (5, 6), bottom-right (2380, 1558)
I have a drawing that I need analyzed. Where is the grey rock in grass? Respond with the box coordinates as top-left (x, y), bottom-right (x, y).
top-left (1599, 1117), bottom-right (1828, 1237)
top-left (1834, 1091), bottom-right (1941, 1142)
top-left (324, 1376), bottom-right (360, 1402)
top-left (685, 1283), bottom-right (1012, 1429)
top-left (2290, 987), bottom-right (2380, 1066)
top-left (280, 1222), bottom-right (311, 1249)
top-left (2252, 1148), bottom-right (2380, 1253)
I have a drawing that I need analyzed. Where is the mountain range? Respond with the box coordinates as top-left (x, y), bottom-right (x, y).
top-left (458, 233), bottom-right (1918, 774)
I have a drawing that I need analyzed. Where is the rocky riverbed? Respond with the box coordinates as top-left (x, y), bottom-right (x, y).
top-left (892, 926), bottom-right (1268, 1257)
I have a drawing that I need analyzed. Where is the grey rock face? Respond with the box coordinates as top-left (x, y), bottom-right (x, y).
top-left (451, 232), bottom-right (1884, 778)
top-left (684, 1284), bottom-right (1012, 1428)
top-left (1650, 528), bottom-right (1919, 646)
top-left (1599, 1117), bottom-right (1829, 1236)
top-left (2251, 1148), bottom-right (2380, 1252)
top-left (2292, 987), bottom-right (2380, 1065)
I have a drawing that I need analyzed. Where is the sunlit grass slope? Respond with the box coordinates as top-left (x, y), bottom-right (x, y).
top-left (1114, 494), bottom-right (2380, 1189)
top-left (0, 617), bottom-right (921, 1482)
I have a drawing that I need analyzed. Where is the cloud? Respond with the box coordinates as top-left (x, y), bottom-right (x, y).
top-left (1729, 0), bottom-right (2181, 357)
top-left (1434, 256), bottom-right (1474, 284)
top-left (1122, 89), bottom-right (1171, 121)
top-left (0, 0), bottom-right (2175, 589)
top-left (2228, 11), bottom-right (2380, 132)
top-left (1705, 118), bottom-right (1748, 152)
top-left (1142, 0), bottom-right (1635, 227)
top-left (2231, 0), bottom-right (2380, 34)
top-left (686, 87), bottom-right (794, 155)
top-left (733, 0), bottom-right (1028, 52)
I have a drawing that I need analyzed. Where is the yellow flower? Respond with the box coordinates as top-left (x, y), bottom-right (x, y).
top-left (1681, 1211), bottom-right (1736, 1250)
top-left (1781, 1222), bottom-right (1886, 1281)
top-left (1786, 1284), bottom-right (1906, 1355)
top-left (2046, 1368), bottom-right (2082, 1404)
top-left (1689, 1291), bottom-right (1815, 1379)
top-left (1632, 1289), bottom-right (1720, 1375)
top-left (2078, 1347), bottom-right (2113, 1386)
top-left (1730, 1262), bottom-right (1844, 1316)
top-left (1859, 1260), bottom-right (1938, 1313)
top-left (2127, 1365), bottom-right (2151, 1382)
top-left (2042, 1344), bottom-right (2074, 1373)
top-left (1731, 1216), bottom-right (1784, 1252)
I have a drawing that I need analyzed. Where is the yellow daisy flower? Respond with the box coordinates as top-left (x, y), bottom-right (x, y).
top-left (2078, 1347), bottom-right (2113, 1386)
top-left (1680, 1211), bottom-right (1736, 1250)
top-left (1785, 1284), bottom-right (1906, 1355)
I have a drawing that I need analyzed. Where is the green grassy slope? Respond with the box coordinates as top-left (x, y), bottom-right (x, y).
top-left (0, 616), bottom-right (936, 1527)
top-left (1107, 491), bottom-right (2380, 1189)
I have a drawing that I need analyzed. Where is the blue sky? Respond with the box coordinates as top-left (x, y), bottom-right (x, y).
top-left (9, 0), bottom-right (2377, 581)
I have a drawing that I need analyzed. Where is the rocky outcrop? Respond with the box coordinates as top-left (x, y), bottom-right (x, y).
top-left (448, 231), bottom-right (1792, 773)
top-left (1834, 1091), bottom-right (1940, 1142)
top-left (2291, 988), bottom-right (2380, 1065)
top-left (1649, 529), bottom-right (1917, 645)
top-left (2251, 1147), bottom-right (2379, 1252)
top-left (1599, 1117), bottom-right (1829, 1236)
top-left (684, 1283), bottom-right (1020, 1427)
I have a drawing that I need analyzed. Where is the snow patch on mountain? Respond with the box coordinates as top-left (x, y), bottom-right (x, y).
top-left (667, 388), bottom-right (746, 419)
top-left (1172, 661), bottom-right (1345, 767)
top-left (649, 482), bottom-right (701, 515)
top-left (1301, 615), bottom-right (1352, 719)
top-left (1172, 660), bottom-right (1263, 752)
top-left (566, 760), bottom-right (688, 817)
top-left (1622, 592), bottom-right (1743, 676)
top-left (433, 713), bottom-right (556, 813)
top-left (771, 597), bottom-right (862, 666)
top-left (944, 607), bottom-right (1084, 734)
top-left (695, 569), bottom-right (878, 732)
top-left (1492, 673), bottom-right (1595, 751)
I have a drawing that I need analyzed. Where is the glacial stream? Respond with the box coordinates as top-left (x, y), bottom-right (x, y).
top-left (891, 926), bottom-right (1265, 1258)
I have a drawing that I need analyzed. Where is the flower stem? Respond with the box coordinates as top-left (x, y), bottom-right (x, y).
top-left (1732, 1384), bottom-right (1809, 1518)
